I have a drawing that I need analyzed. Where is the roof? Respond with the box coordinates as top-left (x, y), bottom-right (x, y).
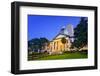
top-left (51, 25), bottom-right (74, 42)
top-left (52, 33), bottom-right (70, 40)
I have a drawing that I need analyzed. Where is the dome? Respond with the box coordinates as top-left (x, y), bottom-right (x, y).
top-left (64, 28), bottom-right (68, 35)
top-left (59, 26), bottom-right (68, 35)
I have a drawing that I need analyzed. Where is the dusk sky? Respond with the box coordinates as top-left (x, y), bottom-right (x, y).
top-left (28, 15), bottom-right (85, 41)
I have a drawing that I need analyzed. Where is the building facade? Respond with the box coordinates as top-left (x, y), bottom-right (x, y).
top-left (45, 24), bottom-right (74, 54)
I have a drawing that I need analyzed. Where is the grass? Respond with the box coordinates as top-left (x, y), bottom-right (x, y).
top-left (38, 52), bottom-right (87, 60)
top-left (28, 52), bottom-right (88, 61)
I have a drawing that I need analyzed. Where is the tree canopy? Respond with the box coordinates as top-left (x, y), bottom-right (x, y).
top-left (28, 37), bottom-right (49, 52)
top-left (73, 17), bottom-right (88, 48)
top-left (61, 37), bottom-right (67, 51)
top-left (61, 37), bottom-right (67, 44)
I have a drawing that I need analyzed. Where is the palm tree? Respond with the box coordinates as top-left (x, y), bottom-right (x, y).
top-left (61, 37), bottom-right (67, 51)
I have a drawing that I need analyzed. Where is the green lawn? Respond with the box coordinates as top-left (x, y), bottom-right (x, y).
top-left (28, 52), bottom-right (87, 61)
top-left (38, 52), bottom-right (87, 60)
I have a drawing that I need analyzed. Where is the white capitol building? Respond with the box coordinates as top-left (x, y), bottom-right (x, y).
top-left (44, 24), bottom-right (75, 54)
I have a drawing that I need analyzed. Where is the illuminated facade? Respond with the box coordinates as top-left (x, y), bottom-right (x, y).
top-left (45, 25), bottom-right (74, 54)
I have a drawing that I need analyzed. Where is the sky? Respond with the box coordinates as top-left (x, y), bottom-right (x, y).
top-left (28, 15), bottom-right (84, 41)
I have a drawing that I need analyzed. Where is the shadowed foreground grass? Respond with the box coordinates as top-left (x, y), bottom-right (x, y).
top-left (28, 52), bottom-right (88, 61)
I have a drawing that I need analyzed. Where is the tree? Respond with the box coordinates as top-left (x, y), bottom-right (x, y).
top-left (73, 17), bottom-right (88, 49)
top-left (40, 38), bottom-right (49, 50)
top-left (28, 38), bottom-right (40, 52)
top-left (61, 37), bottom-right (67, 51)
top-left (28, 37), bottom-right (49, 52)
